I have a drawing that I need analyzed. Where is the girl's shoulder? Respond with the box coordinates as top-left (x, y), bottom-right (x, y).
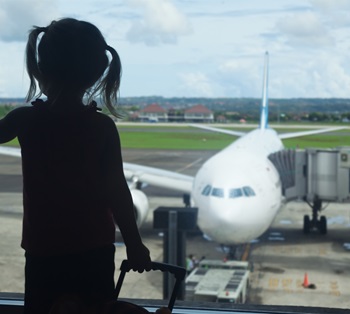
top-left (5, 103), bottom-right (36, 120)
top-left (15, 99), bottom-right (49, 117)
top-left (85, 102), bottom-right (118, 126)
top-left (13, 99), bottom-right (50, 120)
top-left (21, 99), bottom-right (118, 128)
top-left (0, 105), bottom-right (37, 138)
top-left (93, 111), bottom-right (119, 132)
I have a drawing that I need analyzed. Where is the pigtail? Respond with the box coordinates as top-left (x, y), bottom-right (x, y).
top-left (25, 27), bottom-right (47, 102)
top-left (94, 45), bottom-right (122, 118)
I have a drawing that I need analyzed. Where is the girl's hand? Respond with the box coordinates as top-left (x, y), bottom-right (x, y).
top-left (126, 243), bottom-right (152, 273)
top-left (156, 307), bottom-right (171, 314)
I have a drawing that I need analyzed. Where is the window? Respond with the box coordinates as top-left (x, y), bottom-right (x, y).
top-left (0, 1), bottom-right (345, 312)
top-left (211, 187), bottom-right (224, 198)
top-left (201, 185), bottom-right (212, 196)
top-left (229, 188), bottom-right (243, 198)
top-left (242, 186), bottom-right (256, 197)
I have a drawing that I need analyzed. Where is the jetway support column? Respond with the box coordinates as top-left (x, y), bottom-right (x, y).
top-left (153, 207), bottom-right (198, 300)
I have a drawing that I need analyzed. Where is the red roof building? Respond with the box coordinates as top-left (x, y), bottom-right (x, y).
top-left (138, 103), bottom-right (168, 122)
top-left (184, 104), bottom-right (214, 123)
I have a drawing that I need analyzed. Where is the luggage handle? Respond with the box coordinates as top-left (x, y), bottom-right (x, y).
top-left (120, 260), bottom-right (186, 279)
top-left (115, 260), bottom-right (186, 311)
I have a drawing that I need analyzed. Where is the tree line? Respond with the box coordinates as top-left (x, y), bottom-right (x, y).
top-left (2, 97), bottom-right (350, 123)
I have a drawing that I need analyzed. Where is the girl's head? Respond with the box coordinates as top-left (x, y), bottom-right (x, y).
top-left (26, 18), bottom-right (122, 117)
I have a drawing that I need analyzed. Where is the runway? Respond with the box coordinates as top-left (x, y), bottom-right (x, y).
top-left (0, 148), bottom-right (350, 309)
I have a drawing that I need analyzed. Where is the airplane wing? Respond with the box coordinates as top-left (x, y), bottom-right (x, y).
top-left (189, 124), bottom-right (246, 137)
top-left (190, 124), bottom-right (348, 140)
top-left (124, 162), bottom-right (194, 194)
top-left (0, 145), bottom-right (194, 194)
top-left (278, 126), bottom-right (347, 139)
top-left (0, 146), bottom-right (21, 157)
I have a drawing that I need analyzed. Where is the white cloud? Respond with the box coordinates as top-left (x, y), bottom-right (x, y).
top-left (309, 0), bottom-right (350, 28)
top-left (126, 0), bottom-right (192, 46)
top-left (267, 52), bottom-right (350, 98)
top-left (179, 72), bottom-right (214, 97)
top-left (276, 12), bottom-right (333, 47)
top-left (219, 60), bottom-right (242, 73)
top-left (310, 0), bottom-right (350, 11)
top-left (217, 57), bottom-right (264, 97)
top-left (0, 0), bottom-right (58, 42)
top-left (1, 0), bottom-right (350, 98)
top-left (306, 57), bottom-right (350, 97)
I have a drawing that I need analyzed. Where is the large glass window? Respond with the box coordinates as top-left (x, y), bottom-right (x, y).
top-left (0, 1), bottom-right (348, 312)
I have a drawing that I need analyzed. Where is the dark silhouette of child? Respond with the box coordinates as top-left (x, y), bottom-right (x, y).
top-left (0, 18), bottom-right (151, 314)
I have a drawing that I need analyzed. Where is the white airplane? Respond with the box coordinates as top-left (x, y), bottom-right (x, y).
top-left (0, 52), bottom-right (345, 246)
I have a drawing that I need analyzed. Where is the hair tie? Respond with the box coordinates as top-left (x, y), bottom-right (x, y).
top-left (35, 26), bottom-right (48, 34)
top-left (88, 100), bottom-right (101, 111)
top-left (31, 98), bottom-right (45, 107)
top-left (106, 45), bottom-right (117, 55)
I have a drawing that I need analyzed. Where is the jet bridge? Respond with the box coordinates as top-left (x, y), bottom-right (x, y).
top-left (269, 147), bottom-right (350, 234)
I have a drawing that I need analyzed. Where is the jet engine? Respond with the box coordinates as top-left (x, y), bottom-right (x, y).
top-left (130, 189), bottom-right (149, 227)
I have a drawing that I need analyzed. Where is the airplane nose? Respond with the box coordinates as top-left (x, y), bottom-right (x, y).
top-left (197, 197), bottom-right (269, 244)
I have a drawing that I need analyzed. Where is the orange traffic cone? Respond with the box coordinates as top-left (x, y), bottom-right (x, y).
top-left (302, 273), bottom-right (309, 288)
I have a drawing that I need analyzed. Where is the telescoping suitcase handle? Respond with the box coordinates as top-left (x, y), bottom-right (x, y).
top-left (115, 260), bottom-right (186, 311)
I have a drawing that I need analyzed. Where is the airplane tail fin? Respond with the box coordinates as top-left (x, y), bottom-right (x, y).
top-left (259, 51), bottom-right (269, 130)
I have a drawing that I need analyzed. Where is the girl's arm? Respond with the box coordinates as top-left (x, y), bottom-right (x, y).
top-left (104, 117), bottom-right (151, 272)
top-left (0, 107), bottom-right (29, 143)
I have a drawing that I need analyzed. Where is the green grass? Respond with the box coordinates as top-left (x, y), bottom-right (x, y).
top-left (0, 138), bottom-right (20, 147)
top-left (283, 135), bottom-right (350, 149)
top-left (118, 126), bottom-right (350, 150)
top-left (2, 125), bottom-right (349, 150)
top-left (119, 131), bottom-right (233, 150)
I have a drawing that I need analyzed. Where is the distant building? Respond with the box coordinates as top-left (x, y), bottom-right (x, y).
top-left (168, 107), bottom-right (184, 122)
top-left (129, 111), bottom-right (140, 122)
top-left (138, 103), bottom-right (168, 122)
top-left (216, 115), bottom-right (226, 123)
top-left (184, 104), bottom-right (214, 123)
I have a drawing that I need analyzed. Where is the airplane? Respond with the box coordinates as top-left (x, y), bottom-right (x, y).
top-left (125, 52), bottom-right (346, 244)
top-left (0, 52), bottom-right (346, 247)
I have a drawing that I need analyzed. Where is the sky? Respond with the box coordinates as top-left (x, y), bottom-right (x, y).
top-left (1, 0), bottom-right (350, 99)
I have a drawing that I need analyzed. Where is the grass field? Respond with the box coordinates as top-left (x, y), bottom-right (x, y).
top-left (117, 125), bottom-right (350, 150)
top-left (1, 124), bottom-right (349, 150)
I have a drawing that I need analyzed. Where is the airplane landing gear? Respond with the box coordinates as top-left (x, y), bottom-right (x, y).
top-left (220, 244), bottom-right (238, 260)
top-left (320, 215), bottom-right (327, 234)
top-left (220, 244), bottom-right (249, 260)
top-left (183, 194), bottom-right (191, 207)
top-left (303, 196), bottom-right (327, 235)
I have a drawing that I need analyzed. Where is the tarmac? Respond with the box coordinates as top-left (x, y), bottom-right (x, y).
top-left (0, 149), bottom-right (350, 310)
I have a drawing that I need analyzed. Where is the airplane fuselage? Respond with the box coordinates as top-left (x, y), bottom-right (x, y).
top-left (192, 128), bottom-right (284, 244)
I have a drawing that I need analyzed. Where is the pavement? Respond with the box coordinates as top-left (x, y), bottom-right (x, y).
top-left (0, 149), bottom-right (350, 310)
top-left (248, 201), bottom-right (350, 309)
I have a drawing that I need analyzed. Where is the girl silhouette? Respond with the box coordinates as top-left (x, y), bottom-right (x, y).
top-left (0, 18), bottom-right (151, 314)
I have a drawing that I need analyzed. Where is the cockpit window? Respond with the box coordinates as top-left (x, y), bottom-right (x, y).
top-left (201, 185), bottom-right (212, 196)
top-left (229, 188), bottom-right (243, 198)
top-left (243, 186), bottom-right (256, 197)
top-left (211, 187), bottom-right (224, 198)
